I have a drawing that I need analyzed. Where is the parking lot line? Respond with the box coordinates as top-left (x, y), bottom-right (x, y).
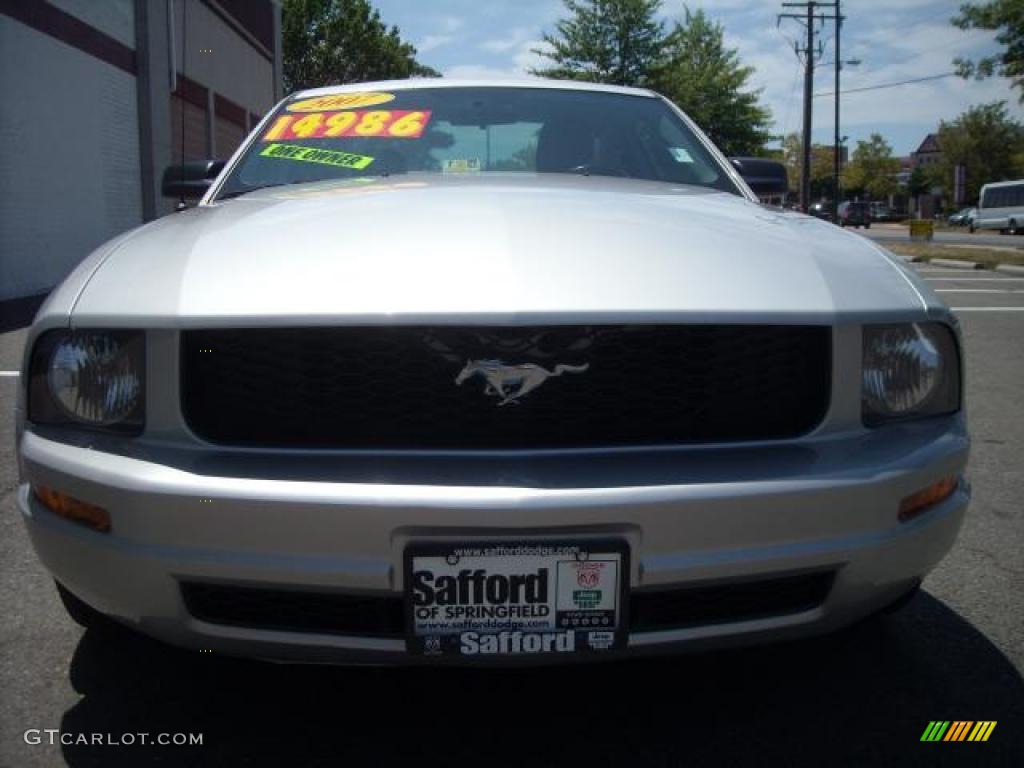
top-left (951, 307), bottom-right (1024, 312)
top-left (926, 277), bottom-right (1024, 282)
top-left (0, 371), bottom-right (20, 377)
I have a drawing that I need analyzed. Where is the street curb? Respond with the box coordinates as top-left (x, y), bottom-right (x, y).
top-left (929, 258), bottom-right (984, 270)
top-left (995, 264), bottom-right (1024, 275)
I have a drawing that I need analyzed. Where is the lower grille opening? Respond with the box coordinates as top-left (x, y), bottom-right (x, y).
top-left (181, 570), bottom-right (834, 640)
top-left (181, 582), bottom-right (405, 638)
top-left (628, 570), bottom-right (835, 632)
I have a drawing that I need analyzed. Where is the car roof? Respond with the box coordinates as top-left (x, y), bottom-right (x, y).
top-left (980, 179), bottom-right (1024, 190)
top-left (291, 78), bottom-right (659, 101)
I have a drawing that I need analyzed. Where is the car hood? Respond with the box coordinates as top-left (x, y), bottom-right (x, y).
top-left (71, 174), bottom-right (933, 326)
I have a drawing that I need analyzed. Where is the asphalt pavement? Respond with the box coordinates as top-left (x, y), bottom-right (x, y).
top-left (0, 269), bottom-right (1021, 767)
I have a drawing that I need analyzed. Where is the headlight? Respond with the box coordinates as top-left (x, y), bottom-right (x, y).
top-left (862, 322), bottom-right (960, 426)
top-left (28, 330), bottom-right (145, 433)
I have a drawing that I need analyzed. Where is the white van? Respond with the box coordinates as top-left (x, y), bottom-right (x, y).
top-left (971, 179), bottom-right (1024, 234)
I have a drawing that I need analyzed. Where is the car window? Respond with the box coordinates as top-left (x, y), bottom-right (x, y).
top-left (215, 87), bottom-right (738, 199)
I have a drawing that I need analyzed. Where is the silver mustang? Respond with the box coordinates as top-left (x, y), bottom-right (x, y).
top-left (15, 80), bottom-right (969, 663)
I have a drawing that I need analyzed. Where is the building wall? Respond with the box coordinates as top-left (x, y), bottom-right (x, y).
top-left (170, 96), bottom-right (211, 162)
top-left (48, 0), bottom-right (135, 46)
top-left (0, 0), bottom-right (281, 304)
top-left (172, 0), bottom-right (275, 123)
top-left (0, 12), bottom-right (142, 301)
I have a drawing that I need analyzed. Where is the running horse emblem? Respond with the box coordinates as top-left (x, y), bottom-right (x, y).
top-left (454, 360), bottom-right (590, 406)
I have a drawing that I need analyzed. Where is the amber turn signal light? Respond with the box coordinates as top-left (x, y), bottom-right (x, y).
top-left (898, 476), bottom-right (958, 523)
top-left (32, 485), bottom-right (111, 533)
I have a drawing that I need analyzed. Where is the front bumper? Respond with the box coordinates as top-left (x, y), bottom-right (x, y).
top-left (17, 417), bottom-right (970, 663)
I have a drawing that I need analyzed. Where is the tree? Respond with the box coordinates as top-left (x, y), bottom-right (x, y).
top-left (842, 134), bottom-right (900, 200)
top-left (906, 166), bottom-right (931, 198)
top-left (952, 0), bottom-right (1024, 102)
top-left (530, 0), bottom-right (665, 85)
top-left (282, 0), bottom-right (438, 93)
top-left (653, 9), bottom-right (772, 155)
top-left (780, 133), bottom-right (835, 198)
top-left (932, 101), bottom-right (1024, 203)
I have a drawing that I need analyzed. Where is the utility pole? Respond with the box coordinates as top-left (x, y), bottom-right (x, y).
top-left (833, 0), bottom-right (843, 222)
top-left (779, 1), bottom-right (838, 213)
top-left (801, 2), bottom-right (815, 213)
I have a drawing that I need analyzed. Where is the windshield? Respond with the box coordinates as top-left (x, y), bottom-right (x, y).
top-left (214, 86), bottom-right (739, 199)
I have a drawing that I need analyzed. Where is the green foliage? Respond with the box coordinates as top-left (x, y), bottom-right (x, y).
top-left (652, 9), bottom-right (772, 156)
top-left (533, 2), bottom-right (772, 155)
top-left (780, 133), bottom-right (836, 196)
top-left (282, 0), bottom-right (439, 93)
top-left (932, 101), bottom-right (1024, 202)
top-left (907, 165), bottom-right (931, 198)
top-left (952, 0), bottom-right (1024, 102)
top-left (842, 134), bottom-right (900, 199)
top-left (531, 0), bottom-right (665, 85)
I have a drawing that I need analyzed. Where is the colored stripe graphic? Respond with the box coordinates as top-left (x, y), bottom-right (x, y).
top-left (921, 722), bottom-right (949, 741)
top-left (944, 721), bottom-right (971, 741)
top-left (968, 722), bottom-right (997, 742)
top-left (921, 721), bottom-right (996, 742)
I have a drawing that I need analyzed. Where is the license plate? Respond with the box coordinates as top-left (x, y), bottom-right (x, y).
top-left (404, 540), bottom-right (629, 658)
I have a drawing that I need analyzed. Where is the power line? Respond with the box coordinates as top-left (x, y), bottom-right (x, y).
top-left (780, 58), bottom-right (804, 137)
top-left (814, 72), bottom-right (955, 97)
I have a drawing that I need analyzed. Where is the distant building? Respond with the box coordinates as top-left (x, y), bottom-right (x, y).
top-left (895, 156), bottom-right (913, 186)
top-left (904, 134), bottom-right (948, 216)
top-left (1, 0), bottom-right (282, 306)
top-left (911, 133), bottom-right (942, 169)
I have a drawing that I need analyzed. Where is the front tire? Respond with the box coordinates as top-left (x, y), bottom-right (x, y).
top-left (1009, 220), bottom-right (1019, 235)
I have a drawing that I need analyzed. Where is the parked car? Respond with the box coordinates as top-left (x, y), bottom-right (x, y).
top-left (972, 180), bottom-right (1024, 234)
top-left (870, 202), bottom-right (893, 222)
top-left (948, 207), bottom-right (976, 227)
top-left (838, 200), bottom-right (872, 228)
top-left (15, 80), bottom-right (969, 664)
top-left (809, 200), bottom-right (833, 221)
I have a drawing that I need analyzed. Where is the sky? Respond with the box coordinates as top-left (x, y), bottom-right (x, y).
top-left (371, 0), bottom-right (1022, 157)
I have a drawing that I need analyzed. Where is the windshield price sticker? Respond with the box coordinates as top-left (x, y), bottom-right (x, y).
top-left (405, 541), bottom-right (628, 658)
top-left (287, 92), bottom-right (395, 112)
top-left (262, 110), bottom-right (432, 141)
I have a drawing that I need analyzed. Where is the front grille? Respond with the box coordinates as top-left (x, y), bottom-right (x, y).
top-left (179, 571), bottom-right (835, 639)
top-left (180, 325), bottom-right (830, 450)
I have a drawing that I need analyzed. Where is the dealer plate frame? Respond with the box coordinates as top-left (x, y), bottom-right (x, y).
top-left (403, 539), bottom-right (630, 658)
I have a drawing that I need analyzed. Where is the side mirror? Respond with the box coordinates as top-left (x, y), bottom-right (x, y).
top-left (730, 158), bottom-right (789, 198)
top-left (161, 160), bottom-right (227, 200)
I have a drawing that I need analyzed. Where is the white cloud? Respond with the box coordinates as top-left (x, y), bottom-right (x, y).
top-left (481, 27), bottom-right (534, 53)
top-left (418, 34), bottom-right (455, 53)
top-left (416, 16), bottom-right (465, 53)
top-left (514, 39), bottom-right (549, 73)
top-left (443, 63), bottom-right (538, 80)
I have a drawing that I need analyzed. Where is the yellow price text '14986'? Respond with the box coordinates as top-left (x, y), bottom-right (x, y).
top-left (262, 110), bottom-right (431, 141)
